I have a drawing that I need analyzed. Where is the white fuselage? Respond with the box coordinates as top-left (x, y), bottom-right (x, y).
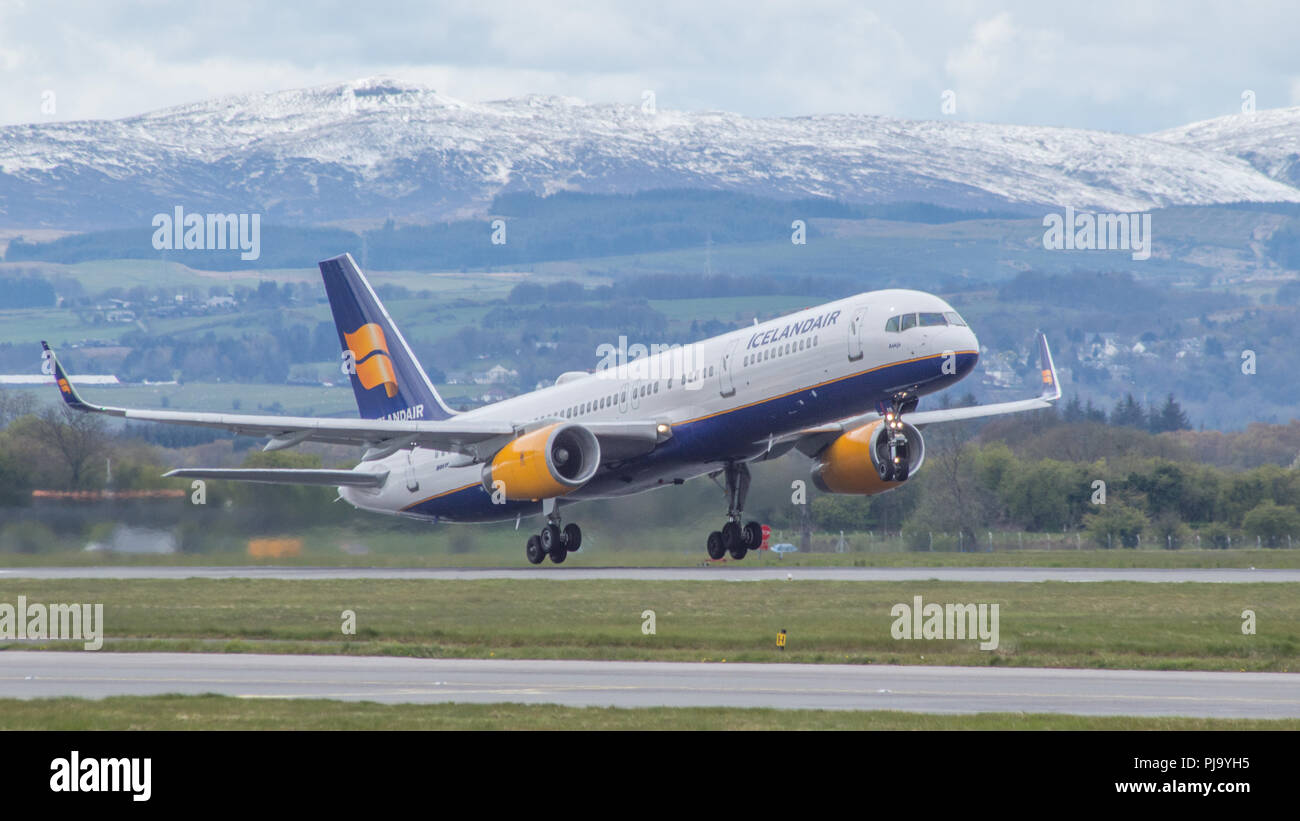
top-left (341, 289), bottom-right (979, 523)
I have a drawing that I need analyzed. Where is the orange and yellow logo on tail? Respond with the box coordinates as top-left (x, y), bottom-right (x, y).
top-left (344, 323), bottom-right (398, 398)
top-left (57, 377), bottom-right (71, 395)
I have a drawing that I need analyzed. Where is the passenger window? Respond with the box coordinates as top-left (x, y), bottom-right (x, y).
top-left (900, 313), bottom-right (917, 331)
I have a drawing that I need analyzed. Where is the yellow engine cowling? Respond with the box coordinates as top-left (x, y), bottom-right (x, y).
top-left (811, 419), bottom-right (925, 495)
top-left (482, 423), bottom-right (601, 501)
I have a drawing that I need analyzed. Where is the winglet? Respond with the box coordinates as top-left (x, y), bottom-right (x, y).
top-left (40, 341), bottom-right (97, 412)
top-left (1036, 332), bottom-right (1061, 402)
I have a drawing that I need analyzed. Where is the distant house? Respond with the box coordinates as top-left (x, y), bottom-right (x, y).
top-left (981, 367), bottom-right (1018, 388)
top-left (475, 364), bottom-right (518, 384)
top-left (1080, 333), bottom-right (1120, 363)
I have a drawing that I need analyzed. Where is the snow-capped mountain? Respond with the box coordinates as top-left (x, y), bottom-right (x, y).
top-left (1147, 106), bottom-right (1300, 188)
top-left (2, 76), bottom-right (1298, 230)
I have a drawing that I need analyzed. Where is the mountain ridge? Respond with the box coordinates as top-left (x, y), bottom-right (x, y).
top-left (2, 76), bottom-right (1298, 230)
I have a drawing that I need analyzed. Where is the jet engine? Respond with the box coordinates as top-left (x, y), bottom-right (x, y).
top-left (482, 422), bottom-right (601, 500)
top-left (810, 418), bottom-right (925, 495)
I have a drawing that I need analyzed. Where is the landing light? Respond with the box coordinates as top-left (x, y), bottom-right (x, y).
top-left (656, 423), bottom-right (670, 435)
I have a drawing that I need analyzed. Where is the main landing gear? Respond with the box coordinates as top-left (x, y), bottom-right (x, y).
top-left (525, 499), bottom-right (582, 565)
top-left (705, 461), bottom-right (764, 561)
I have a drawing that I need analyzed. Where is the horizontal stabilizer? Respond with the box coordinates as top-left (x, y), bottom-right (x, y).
top-left (164, 468), bottom-right (388, 487)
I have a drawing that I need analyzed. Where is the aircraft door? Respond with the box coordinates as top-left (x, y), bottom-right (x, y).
top-left (719, 339), bottom-right (739, 397)
top-left (847, 305), bottom-right (868, 361)
top-left (404, 449), bottom-right (420, 493)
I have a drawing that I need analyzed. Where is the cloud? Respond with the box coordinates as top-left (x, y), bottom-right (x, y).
top-left (944, 12), bottom-right (1064, 120)
top-left (0, 1), bottom-right (1297, 132)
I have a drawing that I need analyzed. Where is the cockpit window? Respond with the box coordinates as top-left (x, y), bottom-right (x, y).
top-left (918, 312), bottom-right (947, 327)
top-left (885, 315), bottom-right (900, 332)
top-left (899, 313), bottom-right (917, 331)
top-left (943, 311), bottom-right (967, 327)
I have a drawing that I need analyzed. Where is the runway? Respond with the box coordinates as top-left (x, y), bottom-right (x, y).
top-left (1, 566), bottom-right (1298, 582)
top-left (2, 653), bottom-right (1296, 717)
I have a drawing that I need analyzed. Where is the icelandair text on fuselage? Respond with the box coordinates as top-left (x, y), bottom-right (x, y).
top-left (747, 310), bottom-right (840, 351)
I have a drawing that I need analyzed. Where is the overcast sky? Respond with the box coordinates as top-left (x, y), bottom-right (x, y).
top-left (2, 1), bottom-right (1298, 133)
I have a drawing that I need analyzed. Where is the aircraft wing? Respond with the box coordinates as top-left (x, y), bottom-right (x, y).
top-left (41, 342), bottom-right (669, 465)
top-left (43, 341), bottom-right (515, 460)
top-left (785, 332), bottom-right (1061, 456)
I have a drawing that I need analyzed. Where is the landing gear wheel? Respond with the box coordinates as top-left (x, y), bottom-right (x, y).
top-left (706, 531), bottom-right (726, 560)
top-left (721, 521), bottom-right (741, 550)
top-left (877, 458), bottom-right (896, 482)
top-left (540, 523), bottom-right (561, 554)
top-left (525, 535), bottom-right (545, 565)
top-left (742, 521), bottom-right (763, 549)
top-left (549, 544), bottom-right (568, 564)
top-left (719, 521), bottom-right (744, 560)
top-left (562, 523), bottom-right (582, 551)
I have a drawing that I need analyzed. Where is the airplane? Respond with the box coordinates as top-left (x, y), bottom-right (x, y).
top-left (42, 253), bottom-right (1059, 565)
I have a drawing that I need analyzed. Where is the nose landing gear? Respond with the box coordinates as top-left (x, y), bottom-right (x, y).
top-left (876, 392), bottom-right (917, 482)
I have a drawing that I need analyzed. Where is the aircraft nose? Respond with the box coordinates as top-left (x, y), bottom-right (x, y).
top-left (949, 325), bottom-right (979, 377)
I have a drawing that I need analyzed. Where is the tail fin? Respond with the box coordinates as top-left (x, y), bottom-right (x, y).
top-left (319, 253), bottom-right (456, 421)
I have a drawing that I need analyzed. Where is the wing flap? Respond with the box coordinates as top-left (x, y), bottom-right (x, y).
top-left (164, 468), bottom-right (388, 487)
